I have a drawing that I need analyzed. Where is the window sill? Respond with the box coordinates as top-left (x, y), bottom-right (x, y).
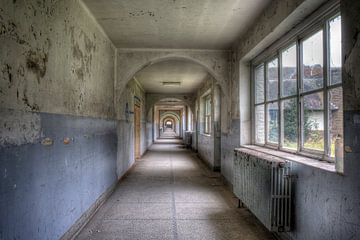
top-left (235, 145), bottom-right (336, 173)
top-left (200, 133), bottom-right (211, 137)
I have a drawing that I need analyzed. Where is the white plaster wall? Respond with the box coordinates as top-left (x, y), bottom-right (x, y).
top-left (0, 0), bottom-right (116, 119)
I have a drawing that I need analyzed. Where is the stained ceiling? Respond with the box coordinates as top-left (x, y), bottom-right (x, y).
top-left (134, 60), bottom-right (210, 94)
top-left (82, 0), bottom-right (271, 49)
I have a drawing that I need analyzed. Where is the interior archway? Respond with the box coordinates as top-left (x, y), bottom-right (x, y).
top-left (119, 57), bottom-right (222, 171)
top-left (118, 55), bottom-right (227, 97)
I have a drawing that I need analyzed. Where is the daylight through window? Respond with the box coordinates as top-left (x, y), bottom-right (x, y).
top-left (204, 94), bottom-right (212, 134)
top-left (253, 14), bottom-right (343, 161)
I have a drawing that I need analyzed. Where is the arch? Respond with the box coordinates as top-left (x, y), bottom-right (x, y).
top-left (162, 116), bottom-right (177, 124)
top-left (124, 56), bottom-right (226, 93)
top-left (160, 112), bottom-right (181, 128)
top-left (163, 117), bottom-right (176, 130)
top-left (160, 112), bottom-right (181, 122)
top-left (164, 118), bottom-right (174, 126)
top-left (115, 50), bottom-right (229, 102)
top-left (146, 94), bottom-right (196, 116)
top-left (159, 114), bottom-right (179, 136)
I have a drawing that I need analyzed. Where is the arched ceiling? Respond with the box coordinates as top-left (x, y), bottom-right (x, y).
top-left (82, 0), bottom-right (271, 49)
top-left (134, 60), bottom-right (209, 94)
top-left (163, 117), bottom-right (176, 125)
top-left (160, 112), bottom-right (180, 122)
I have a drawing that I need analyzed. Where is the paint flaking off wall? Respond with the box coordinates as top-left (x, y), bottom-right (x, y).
top-left (0, 109), bottom-right (42, 146)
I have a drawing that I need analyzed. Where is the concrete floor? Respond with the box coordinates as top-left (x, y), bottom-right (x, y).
top-left (160, 129), bottom-right (179, 139)
top-left (76, 140), bottom-right (274, 240)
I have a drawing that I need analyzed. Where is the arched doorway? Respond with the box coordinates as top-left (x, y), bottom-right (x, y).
top-left (119, 57), bottom-right (224, 171)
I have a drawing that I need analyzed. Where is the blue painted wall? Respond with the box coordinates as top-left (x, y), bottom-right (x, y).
top-left (279, 111), bottom-right (360, 240)
top-left (0, 113), bottom-right (118, 240)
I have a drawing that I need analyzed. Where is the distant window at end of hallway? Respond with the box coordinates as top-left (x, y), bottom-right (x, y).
top-left (204, 94), bottom-right (212, 134)
top-left (252, 13), bottom-right (343, 163)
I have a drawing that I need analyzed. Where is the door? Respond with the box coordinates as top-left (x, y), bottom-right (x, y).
top-left (134, 105), bottom-right (141, 159)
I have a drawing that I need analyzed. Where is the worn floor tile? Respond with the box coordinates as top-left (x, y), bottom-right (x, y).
top-left (75, 140), bottom-right (274, 240)
top-left (77, 220), bottom-right (173, 240)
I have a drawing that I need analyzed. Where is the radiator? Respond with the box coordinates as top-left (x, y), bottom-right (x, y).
top-left (184, 131), bottom-right (193, 147)
top-left (234, 148), bottom-right (292, 232)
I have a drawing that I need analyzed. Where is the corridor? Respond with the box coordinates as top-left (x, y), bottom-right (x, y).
top-left (76, 140), bottom-right (274, 240)
top-left (160, 129), bottom-right (179, 139)
top-left (2, 1), bottom-right (359, 239)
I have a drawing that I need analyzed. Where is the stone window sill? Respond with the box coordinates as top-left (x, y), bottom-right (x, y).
top-left (235, 145), bottom-right (336, 173)
top-left (200, 133), bottom-right (211, 137)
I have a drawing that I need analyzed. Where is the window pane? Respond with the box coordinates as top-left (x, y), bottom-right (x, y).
top-left (329, 87), bottom-right (343, 157)
top-left (281, 98), bottom-right (298, 150)
top-left (205, 117), bottom-right (207, 133)
top-left (303, 92), bottom-right (324, 151)
top-left (302, 30), bottom-right (324, 92)
top-left (329, 15), bottom-right (342, 85)
top-left (267, 58), bottom-right (279, 101)
top-left (255, 104), bottom-right (265, 144)
top-left (281, 44), bottom-right (297, 97)
top-left (205, 96), bottom-right (211, 115)
top-left (267, 102), bottom-right (279, 144)
top-left (205, 116), bottom-right (211, 134)
top-left (255, 64), bottom-right (265, 104)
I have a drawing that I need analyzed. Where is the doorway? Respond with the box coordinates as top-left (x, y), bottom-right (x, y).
top-left (134, 104), bottom-right (141, 159)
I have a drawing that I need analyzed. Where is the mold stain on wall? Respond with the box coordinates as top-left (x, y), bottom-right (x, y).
top-left (0, 0), bottom-right (115, 118)
top-left (70, 26), bottom-right (97, 83)
top-left (25, 49), bottom-right (48, 83)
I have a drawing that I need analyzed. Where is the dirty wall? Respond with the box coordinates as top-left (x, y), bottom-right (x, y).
top-left (0, 0), bottom-right (118, 239)
top-left (233, 0), bottom-right (360, 239)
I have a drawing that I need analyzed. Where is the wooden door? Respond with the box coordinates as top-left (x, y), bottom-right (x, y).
top-left (134, 105), bottom-right (141, 159)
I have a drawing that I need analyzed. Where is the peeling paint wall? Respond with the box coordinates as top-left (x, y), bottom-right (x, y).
top-left (0, 109), bottom-right (42, 146)
top-left (235, 0), bottom-right (327, 60)
top-left (0, 1), bottom-right (118, 239)
top-left (0, 0), bottom-right (115, 119)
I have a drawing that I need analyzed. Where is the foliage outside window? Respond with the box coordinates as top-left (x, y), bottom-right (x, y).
top-left (204, 94), bottom-right (211, 134)
top-left (253, 14), bottom-right (343, 161)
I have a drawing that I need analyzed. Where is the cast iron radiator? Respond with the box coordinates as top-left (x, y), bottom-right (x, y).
top-left (233, 148), bottom-right (292, 232)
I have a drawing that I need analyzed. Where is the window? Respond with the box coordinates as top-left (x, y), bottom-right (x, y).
top-left (204, 94), bottom-right (211, 134)
top-left (253, 13), bottom-right (343, 161)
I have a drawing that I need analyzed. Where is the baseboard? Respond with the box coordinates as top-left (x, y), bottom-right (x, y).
top-left (273, 232), bottom-right (294, 240)
top-left (60, 180), bottom-right (118, 240)
top-left (196, 153), bottom-right (214, 170)
top-left (60, 162), bottom-right (136, 240)
top-left (118, 162), bottom-right (136, 181)
top-left (213, 166), bottom-right (221, 172)
top-left (220, 175), bottom-right (234, 192)
top-left (139, 148), bottom-right (149, 159)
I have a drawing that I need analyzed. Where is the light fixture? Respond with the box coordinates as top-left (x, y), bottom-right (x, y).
top-left (162, 81), bottom-right (181, 86)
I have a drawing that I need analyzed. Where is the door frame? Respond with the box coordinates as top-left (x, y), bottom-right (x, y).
top-left (134, 104), bottom-right (141, 159)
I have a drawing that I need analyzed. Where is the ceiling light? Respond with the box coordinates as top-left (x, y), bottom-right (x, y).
top-left (162, 81), bottom-right (181, 86)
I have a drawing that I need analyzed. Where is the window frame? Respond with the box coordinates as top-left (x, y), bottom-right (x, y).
top-left (251, 7), bottom-right (342, 162)
top-left (203, 93), bottom-right (212, 135)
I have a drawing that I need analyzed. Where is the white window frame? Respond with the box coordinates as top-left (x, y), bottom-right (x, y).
top-left (204, 94), bottom-right (212, 135)
top-left (251, 4), bottom-right (342, 162)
